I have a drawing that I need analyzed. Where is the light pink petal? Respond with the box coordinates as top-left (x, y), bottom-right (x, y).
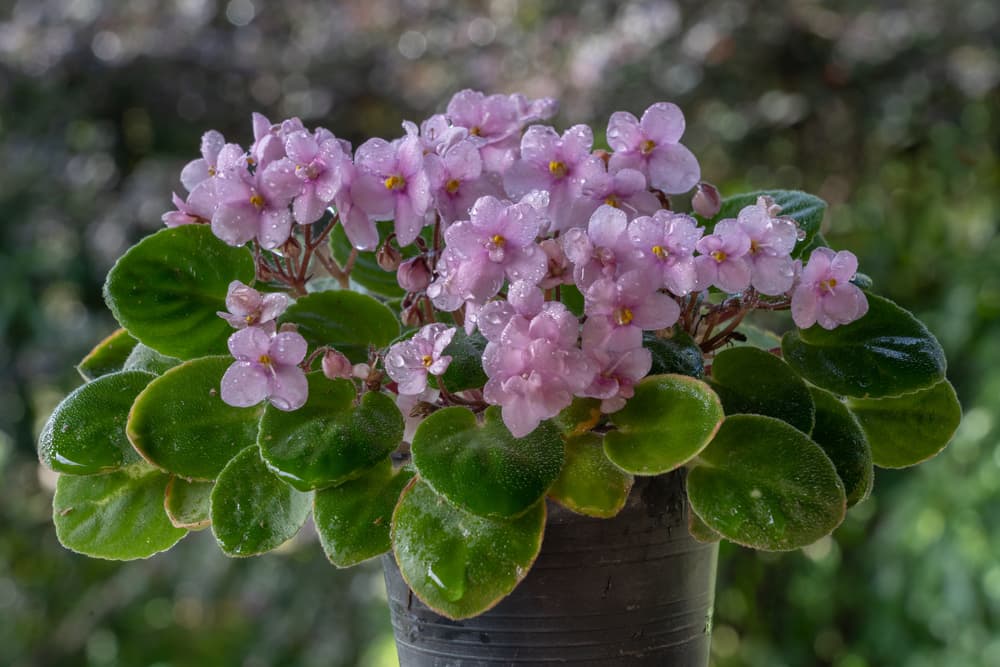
top-left (339, 204), bottom-right (380, 251)
top-left (259, 293), bottom-right (289, 322)
top-left (226, 280), bottom-right (262, 317)
top-left (258, 208), bottom-right (293, 250)
top-left (502, 159), bottom-right (544, 199)
top-left (633, 292), bottom-right (681, 330)
top-left (823, 285), bottom-right (867, 325)
top-left (802, 247), bottom-right (835, 283)
top-left (519, 125), bottom-right (560, 165)
top-left (640, 102), bottom-right (686, 144)
top-left (751, 254), bottom-right (796, 296)
top-left (791, 285), bottom-right (819, 329)
top-left (260, 158), bottom-right (302, 202)
top-left (293, 191), bottom-right (327, 225)
top-left (478, 301), bottom-right (516, 342)
top-left (717, 258), bottom-right (752, 293)
top-left (285, 130), bottom-right (319, 164)
top-left (647, 143), bottom-right (701, 194)
top-left (252, 112), bottom-right (272, 142)
top-left (606, 111), bottom-right (643, 152)
top-left (268, 365), bottom-right (309, 411)
top-left (663, 259), bottom-right (698, 296)
top-left (355, 138), bottom-right (398, 177)
top-left (397, 135), bottom-right (426, 177)
top-left (588, 205), bottom-right (629, 248)
top-left (446, 89), bottom-right (485, 128)
top-left (269, 331), bottom-right (307, 365)
top-left (393, 195), bottom-right (427, 248)
top-left (830, 250), bottom-right (860, 282)
top-left (180, 158), bottom-right (210, 192)
top-left (443, 139), bottom-right (483, 183)
top-left (201, 130), bottom-right (226, 165)
top-left (607, 151), bottom-right (645, 176)
top-left (221, 362), bottom-right (270, 408)
top-left (349, 172), bottom-right (394, 219)
top-left (228, 326), bottom-right (272, 359)
top-left (405, 168), bottom-right (433, 218)
top-left (560, 124), bottom-right (594, 163)
top-left (216, 144), bottom-right (248, 173)
top-left (505, 245), bottom-right (548, 285)
top-left (428, 356), bottom-right (452, 376)
top-left (212, 203), bottom-right (259, 247)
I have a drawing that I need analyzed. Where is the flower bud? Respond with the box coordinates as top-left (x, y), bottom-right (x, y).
top-left (376, 242), bottom-right (402, 271)
top-left (397, 257), bottom-right (432, 293)
top-left (321, 349), bottom-right (353, 379)
top-left (282, 236), bottom-right (302, 260)
top-left (692, 182), bottom-right (722, 218)
top-left (400, 303), bottom-right (424, 328)
top-left (538, 238), bottom-right (572, 289)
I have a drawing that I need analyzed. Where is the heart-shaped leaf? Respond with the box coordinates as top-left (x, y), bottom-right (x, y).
top-left (39, 370), bottom-right (154, 475)
top-left (76, 328), bottom-right (137, 381)
top-left (127, 356), bottom-right (263, 480)
top-left (411, 406), bottom-right (564, 518)
top-left (53, 465), bottom-right (187, 559)
top-left (123, 343), bottom-right (182, 376)
top-left (782, 293), bottom-right (947, 399)
top-left (281, 290), bottom-right (399, 363)
top-left (314, 459), bottom-right (414, 567)
top-left (809, 387), bottom-right (873, 506)
top-left (700, 190), bottom-right (826, 258)
top-left (708, 346), bottom-right (815, 434)
top-left (259, 375), bottom-right (403, 491)
top-left (210, 446), bottom-right (312, 556)
top-left (847, 380), bottom-right (961, 469)
top-left (548, 433), bottom-right (633, 518)
top-left (391, 478), bottom-right (545, 620)
top-left (438, 329), bottom-right (488, 392)
top-left (164, 476), bottom-right (213, 530)
top-left (687, 415), bottom-right (846, 551)
top-left (104, 225), bottom-right (255, 359)
top-left (604, 374), bottom-right (724, 475)
top-left (644, 330), bottom-right (704, 378)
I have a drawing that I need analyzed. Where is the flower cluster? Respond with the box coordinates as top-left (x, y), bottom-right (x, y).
top-left (166, 90), bottom-right (869, 437)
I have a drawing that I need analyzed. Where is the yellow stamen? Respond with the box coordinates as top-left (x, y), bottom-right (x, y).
top-left (421, 354), bottom-right (434, 368)
top-left (470, 126), bottom-right (482, 136)
top-left (614, 308), bottom-right (634, 326)
top-left (208, 167), bottom-right (217, 176)
top-left (604, 195), bottom-right (619, 208)
top-left (548, 160), bottom-right (568, 178)
top-left (258, 354), bottom-right (272, 365)
top-left (651, 245), bottom-right (668, 259)
top-left (711, 250), bottom-right (727, 263)
top-left (249, 193), bottom-right (265, 209)
top-left (244, 315), bottom-right (256, 324)
top-left (749, 239), bottom-right (760, 255)
top-left (490, 234), bottom-right (506, 247)
top-left (445, 178), bottom-right (461, 194)
top-left (384, 175), bottom-right (406, 191)
top-left (640, 139), bottom-right (656, 154)
top-left (821, 278), bottom-right (838, 292)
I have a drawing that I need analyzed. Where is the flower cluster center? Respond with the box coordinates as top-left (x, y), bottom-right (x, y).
top-left (384, 175), bottom-right (406, 191)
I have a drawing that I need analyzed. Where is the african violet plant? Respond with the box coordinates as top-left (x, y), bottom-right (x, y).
top-left (40, 90), bottom-right (961, 620)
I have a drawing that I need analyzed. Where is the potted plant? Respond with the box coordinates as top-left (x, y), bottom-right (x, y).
top-left (39, 90), bottom-right (960, 666)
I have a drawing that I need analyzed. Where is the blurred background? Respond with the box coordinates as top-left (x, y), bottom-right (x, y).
top-left (1, 1), bottom-right (998, 665)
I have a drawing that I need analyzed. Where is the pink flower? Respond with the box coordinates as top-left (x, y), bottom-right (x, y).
top-left (576, 160), bottom-right (661, 222)
top-left (276, 128), bottom-right (350, 225)
top-left (384, 324), bottom-right (456, 395)
top-left (561, 204), bottom-right (634, 291)
top-left (694, 220), bottom-right (752, 293)
top-left (735, 196), bottom-right (798, 295)
top-left (503, 124), bottom-right (594, 232)
top-left (216, 280), bottom-right (289, 333)
top-left (607, 102), bottom-right (700, 195)
top-left (626, 210), bottom-right (704, 296)
top-left (210, 157), bottom-right (301, 249)
top-left (445, 90), bottom-right (555, 172)
top-left (580, 341), bottom-right (652, 414)
top-left (791, 248), bottom-right (869, 330)
top-left (585, 270), bottom-right (681, 338)
top-left (180, 129), bottom-right (226, 192)
top-left (162, 191), bottom-right (211, 227)
top-left (425, 138), bottom-right (504, 225)
top-left (351, 135), bottom-right (432, 247)
top-left (321, 349), bottom-right (353, 380)
top-left (221, 327), bottom-right (308, 411)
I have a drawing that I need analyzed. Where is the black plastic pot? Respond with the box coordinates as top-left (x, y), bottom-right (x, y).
top-left (382, 471), bottom-right (718, 666)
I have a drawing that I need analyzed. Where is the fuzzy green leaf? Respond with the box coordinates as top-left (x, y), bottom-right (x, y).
top-left (281, 290), bottom-right (399, 363)
top-left (809, 387), bottom-right (873, 506)
top-left (548, 433), bottom-right (633, 518)
top-left (76, 328), bottom-right (138, 381)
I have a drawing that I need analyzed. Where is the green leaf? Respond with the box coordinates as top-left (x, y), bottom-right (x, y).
top-left (329, 220), bottom-right (407, 298)
top-left (644, 329), bottom-right (704, 377)
top-left (281, 290), bottom-right (399, 363)
top-left (688, 510), bottom-right (721, 543)
top-left (548, 433), bottom-right (633, 518)
top-left (411, 406), bottom-right (564, 518)
top-left (210, 446), bottom-right (312, 556)
top-left (127, 356), bottom-right (263, 480)
top-left (559, 283), bottom-right (585, 317)
top-left (809, 387), bottom-right (873, 507)
top-left (687, 415), bottom-right (846, 551)
top-left (847, 380), bottom-right (961, 469)
top-left (732, 324), bottom-right (781, 350)
top-left (104, 225), bottom-right (255, 359)
top-left (123, 343), bottom-right (182, 375)
top-left (313, 459), bottom-right (414, 567)
top-left (708, 346), bottom-right (815, 434)
top-left (438, 329), bottom-right (488, 392)
top-left (796, 232), bottom-right (829, 261)
top-left (164, 476), bottom-right (213, 530)
top-left (604, 374), bottom-right (724, 475)
top-left (38, 370), bottom-right (153, 475)
top-left (259, 375), bottom-right (403, 491)
top-left (53, 466), bottom-right (187, 559)
top-left (391, 478), bottom-right (545, 620)
top-left (76, 328), bottom-right (138, 381)
top-left (701, 190), bottom-right (826, 258)
top-left (781, 293), bottom-right (947, 398)
top-left (551, 397), bottom-right (603, 437)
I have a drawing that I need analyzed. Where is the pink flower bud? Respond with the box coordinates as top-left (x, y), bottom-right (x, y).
top-left (692, 182), bottom-right (722, 218)
top-left (376, 242), bottom-right (402, 271)
top-left (397, 257), bottom-right (432, 293)
top-left (400, 303), bottom-right (424, 328)
top-left (321, 349), bottom-right (353, 379)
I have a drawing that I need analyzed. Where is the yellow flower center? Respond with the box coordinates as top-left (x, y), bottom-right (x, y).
top-left (249, 193), bottom-right (265, 210)
top-left (384, 175), bottom-right (406, 191)
top-left (445, 178), bottom-right (461, 194)
top-left (258, 354), bottom-right (272, 365)
top-left (490, 234), bottom-right (506, 247)
top-left (604, 195), bottom-right (619, 208)
top-left (207, 166), bottom-right (217, 176)
top-left (711, 250), bottom-right (727, 263)
top-left (421, 354), bottom-right (434, 368)
top-left (821, 278), bottom-right (838, 292)
top-left (470, 126), bottom-right (482, 136)
top-left (749, 239), bottom-right (760, 255)
top-left (640, 139), bottom-right (656, 154)
top-left (244, 315), bottom-right (256, 324)
top-left (614, 307), bottom-right (634, 326)
top-left (651, 245), bottom-right (668, 259)
top-left (548, 160), bottom-right (568, 178)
